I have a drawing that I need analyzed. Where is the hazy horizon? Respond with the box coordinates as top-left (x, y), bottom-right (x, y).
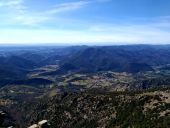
top-left (1, 43), bottom-right (170, 47)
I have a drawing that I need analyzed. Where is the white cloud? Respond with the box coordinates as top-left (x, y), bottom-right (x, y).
top-left (46, 1), bottom-right (90, 15)
top-left (14, 15), bottom-right (50, 25)
top-left (0, 0), bottom-right (111, 26)
top-left (0, 0), bottom-right (23, 7)
top-left (0, 0), bottom-right (91, 25)
top-left (95, 0), bottom-right (112, 3)
top-left (0, 25), bottom-right (170, 44)
top-left (0, 0), bottom-right (26, 12)
top-left (87, 21), bottom-right (170, 44)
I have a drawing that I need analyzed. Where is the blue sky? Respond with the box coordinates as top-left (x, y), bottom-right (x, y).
top-left (0, 0), bottom-right (170, 45)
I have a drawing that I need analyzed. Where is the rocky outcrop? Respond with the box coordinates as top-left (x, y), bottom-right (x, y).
top-left (28, 120), bottom-right (50, 128)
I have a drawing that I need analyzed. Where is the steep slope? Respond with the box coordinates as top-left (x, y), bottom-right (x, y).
top-left (0, 56), bottom-right (36, 79)
top-left (0, 56), bottom-right (39, 87)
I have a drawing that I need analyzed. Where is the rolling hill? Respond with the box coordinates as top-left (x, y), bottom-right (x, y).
top-left (54, 45), bottom-right (170, 74)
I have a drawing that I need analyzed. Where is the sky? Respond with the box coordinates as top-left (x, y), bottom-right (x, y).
top-left (0, 0), bottom-right (170, 45)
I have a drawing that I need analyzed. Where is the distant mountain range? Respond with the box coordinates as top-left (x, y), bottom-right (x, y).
top-left (53, 45), bottom-right (170, 74)
top-left (2, 45), bottom-right (170, 80)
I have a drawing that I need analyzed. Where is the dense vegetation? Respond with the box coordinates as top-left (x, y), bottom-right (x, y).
top-left (14, 88), bottom-right (170, 128)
